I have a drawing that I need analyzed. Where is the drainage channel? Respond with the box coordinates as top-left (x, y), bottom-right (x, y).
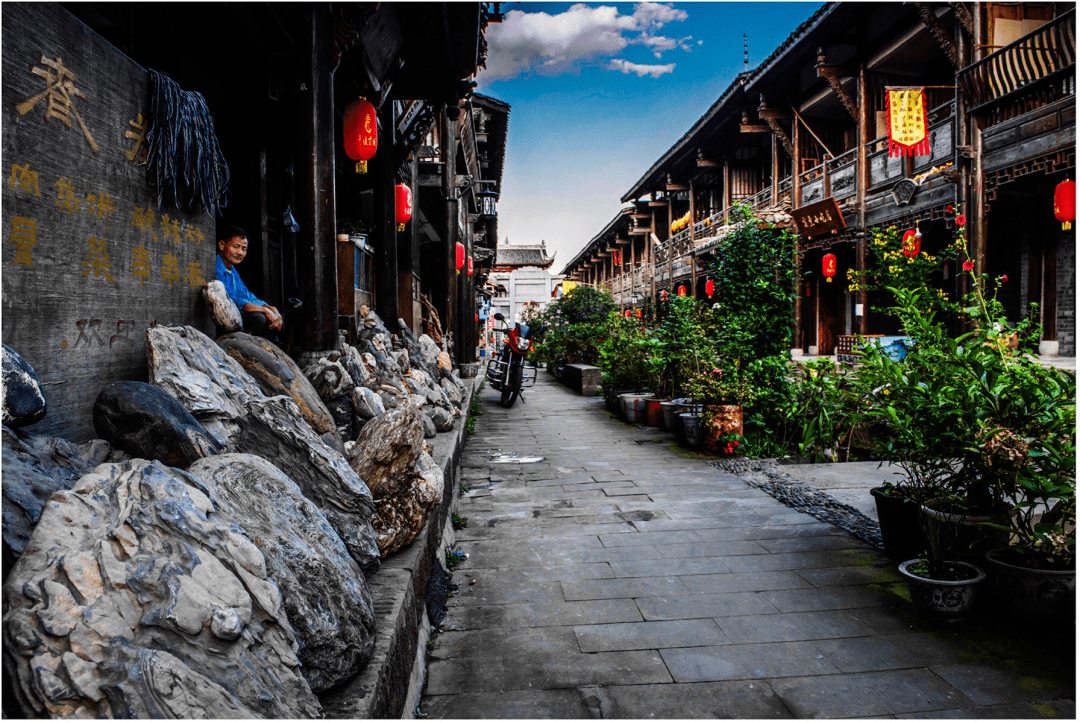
top-left (711, 458), bottom-right (884, 550)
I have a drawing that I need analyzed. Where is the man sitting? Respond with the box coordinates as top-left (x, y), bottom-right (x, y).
top-left (215, 224), bottom-right (283, 340)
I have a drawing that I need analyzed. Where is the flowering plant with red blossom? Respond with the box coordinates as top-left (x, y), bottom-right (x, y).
top-left (954, 214), bottom-right (967, 226)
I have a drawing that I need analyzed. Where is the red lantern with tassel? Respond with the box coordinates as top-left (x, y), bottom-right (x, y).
top-left (635, 308), bottom-right (642, 318)
top-left (902, 227), bottom-right (922, 258)
top-left (467, 256), bottom-right (474, 276)
top-left (343, 97), bottom-right (377, 173)
top-left (660, 289), bottom-right (668, 301)
top-left (705, 279), bottom-right (715, 297)
top-left (1054, 179), bottom-right (1075, 230)
top-left (678, 285), bottom-right (686, 297)
top-left (456, 242), bottom-right (465, 273)
top-left (822, 252), bottom-right (837, 283)
top-left (395, 184), bottom-right (412, 231)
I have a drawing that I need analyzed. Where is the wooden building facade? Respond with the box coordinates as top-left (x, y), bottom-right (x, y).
top-left (561, 2), bottom-right (1075, 358)
top-left (3, 2), bottom-right (506, 440)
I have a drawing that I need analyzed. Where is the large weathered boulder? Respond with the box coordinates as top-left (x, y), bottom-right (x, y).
top-left (347, 406), bottom-right (442, 555)
top-left (146, 326), bottom-right (380, 574)
top-left (327, 396), bottom-right (358, 441)
top-left (302, 355), bottom-right (354, 402)
top-left (352, 386), bottom-right (386, 421)
top-left (418, 334), bottom-right (442, 371)
top-left (188, 454), bottom-right (376, 692)
top-left (2, 459), bottom-right (321, 719)
top-left (429, 406), bottom-right (455, 433)
top-left (203, 279), bottom-right (242, 333)
top-left (92, 381), bottom-right (221, 469)
top-left (2, 428), bottom-right (118, 557)
top-left (2, 345), bottom-right (46, 428)
top-left (216, 332), bottom-right (339, 442)
top-left (421, 413), bottom-right (437, 439)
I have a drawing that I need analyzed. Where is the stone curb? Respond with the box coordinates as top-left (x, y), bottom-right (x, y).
top-left (319, 376), bottom-right (479, 719)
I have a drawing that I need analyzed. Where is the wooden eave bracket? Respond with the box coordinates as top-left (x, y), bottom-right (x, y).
top-left (913, 2), bottom-right (959, 69)
top-left (758, 97), bottom-right (795, 159)
top-left (948, 1), bottom-right (974, 35)
top-left (816, 50), bottom-right (860, 123)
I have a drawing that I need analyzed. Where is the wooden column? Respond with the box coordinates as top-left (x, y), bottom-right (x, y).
top-left (374, 99), bottom-right (398, 328)
top-left (793, 113), bottom-right (802, 208)
top-left (298, 5), bottom-right (338, 351)
top-left (856, 58), bottom-right (870, 335)
top-left (666, 197), bottom-right (674, 291)
top-left (723, 159), bottom-right (732, 223)
top-left (443, 105), bottom-right (458, 354)
top-left (398, 156), bottom-right (419, 333)
top-left (649, 210), bottom-right (657, 303)
top-left (689, 178), bottom-right (697, 298)
top-left (771, 133), bottom-right (780, 206)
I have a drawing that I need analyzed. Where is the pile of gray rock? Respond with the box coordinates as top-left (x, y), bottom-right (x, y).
top-left (1, 308), bottom-right (467, 718)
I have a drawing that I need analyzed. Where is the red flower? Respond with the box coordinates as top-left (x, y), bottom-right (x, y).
top-left (955, 214), bottom-right (967, 227)
top-left (963, 260), bottom-right (975, 272)
top-left (1001, 274), bottom-right (1008, 283)
top-left (946, 204), bottom-right (954, 214)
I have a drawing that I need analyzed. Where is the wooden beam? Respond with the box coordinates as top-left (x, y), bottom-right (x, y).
top-left (647, 200), bottom-right (667, 207)
top-left (758, 96), bottom-right (794, 159)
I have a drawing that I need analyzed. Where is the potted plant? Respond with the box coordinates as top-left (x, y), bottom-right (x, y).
top-left (684, 363), bottom-right (757, 456)
top-left (982, 423), bottom-right (1075, 622)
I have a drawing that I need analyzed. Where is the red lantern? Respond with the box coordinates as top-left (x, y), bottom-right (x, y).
top-left (705, 279), bottom-right (715, 297)
top-left (660, 289), bottom-right (668, 301)
top-left (613, 250), bottom-right (621, 265)
top-left (1054, 179), bottom-right (1075, 230)
top-left (395, 184), bottom-right (412, 231)
top-left (901, 228), bottom-right (921, 258)
top-left (343, 97), bottom-right (377, 173)
top-left (625, 309), bottom-right (632, 318)
top-left (456, 242), bottom-right (465, 272)
top-left (467, 256), bottom-right (474, 276)
top-left (822, 252), bottom-right (837, 283)
top-left (678, 285), bottom-right (686, 297)
top-left (635, 308), bottom-right (642, 317)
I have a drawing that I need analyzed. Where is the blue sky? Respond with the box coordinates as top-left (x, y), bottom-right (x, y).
top-left (475, 1), bottom-right (822, 270)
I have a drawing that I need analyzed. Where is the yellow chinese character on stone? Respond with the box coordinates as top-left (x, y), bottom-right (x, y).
top-left (125, 113), bottom-right (147, 163)
top-left (54, 177), bottom-right (81, 213)
top-left (82, 235), bottom-right (114, 282)
top-left (9, 163), bottom-right (41, 196)
top-left (184, 225), bottom-right (205, 245)
top-left (131, 206), bottom-right (159, 242)
top-left (85, 189), bottom-right (117, 231)
top-left (184, 260), bottom-right (205, 287)
top-left (15, 54), bottom-right (100, 152)
top-left (161, 252), bottom-right (180, 289)
top-left (159, 213), bottom-right (182, 244)
top-left (9, 217), bottom-right (37, 267)
top-left (132, 245), bottom-right (152, 289)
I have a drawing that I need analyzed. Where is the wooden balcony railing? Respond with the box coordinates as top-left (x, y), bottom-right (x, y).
top-left (958, 9), bottom-right (1075, 113)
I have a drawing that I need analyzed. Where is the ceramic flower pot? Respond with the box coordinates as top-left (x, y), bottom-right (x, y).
top-left (644, 398), bottom-right (669, 427)
top-left (920, 498), bottom-right (1013, 561)
top-left (702, 404), bottom-right (743, 456)
top-left (984, 549), bottom-right (1076, 623)
top-left (679, 412), bottom-right (703, 449)
top-left (605, 387), bottom-right (631, 415)
top-left (660, 401), bottom-right (680, 431)
top-left (871, 488), bottom-right (925, 560)
top-left (620, 392), bottom-right (653, 424)
top-left (898, 559), bottom-right (986, 623)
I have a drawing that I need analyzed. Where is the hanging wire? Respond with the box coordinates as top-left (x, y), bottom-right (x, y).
top-left (145, 69), bottom-right (231, 217)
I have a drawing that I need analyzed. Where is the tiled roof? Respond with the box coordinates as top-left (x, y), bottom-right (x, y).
top-left (495, 241), bottom-right (555, 268)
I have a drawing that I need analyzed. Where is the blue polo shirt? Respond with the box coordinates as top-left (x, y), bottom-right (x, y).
top-left (216, 255), bottom-right (266, 311)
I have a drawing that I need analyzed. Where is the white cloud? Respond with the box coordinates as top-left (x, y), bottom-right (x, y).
top-left (608, 59), bottom-right (676, 78)
top-left (483, 2), bottom-right (691, 80)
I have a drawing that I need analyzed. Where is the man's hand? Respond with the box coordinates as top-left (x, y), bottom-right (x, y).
top-left (241, 303), bottom-right (284, 332)
top-left (263, 305), bottom-right (283, 332)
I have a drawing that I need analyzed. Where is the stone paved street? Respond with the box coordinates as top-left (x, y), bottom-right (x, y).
top-left (419, 372), bottom-right (1076, 719)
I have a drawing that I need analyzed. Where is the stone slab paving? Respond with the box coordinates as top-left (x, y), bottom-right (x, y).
top-left (420, 372), bottom-right (1075, 719)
